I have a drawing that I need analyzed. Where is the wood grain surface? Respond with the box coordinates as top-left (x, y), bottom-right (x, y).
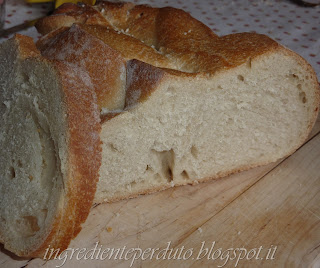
top-left (1, 114), bottom-right (319, 268)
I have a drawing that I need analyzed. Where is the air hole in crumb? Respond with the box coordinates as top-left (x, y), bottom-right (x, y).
top-left (9, 167), bottom-right (15, 179)
top-left (145, 165), bottom-right (153, 172)
top-left (299, 92), bottom-right (307, 103)
top-left (167, 86), bottom-right (176, 95)
top-left (1, 102), bottom-right (6, 111)
top-left (166, 167), bottom-right (173, 182)
top-left (237, 75), bottom-right (244, 81)
top-left (108, 143), bottom-right (119, 152)
top-left (0, 216), bottom-right (6, 224)
top-left (191, 145), bottom-right (198, 159)
top-left (21, 72), bottom-right (30, 84)
top-left (154, 173), bottom-right (162, 182)
top-left (18, 160), bottom-right (23, 167)
top-left (23, 215), bottom-right (40, 233)
top-left (217, 85), bottom-right (223, 89)
top-left (41, 209), bottom-right (48, 220)
top-left (130, 181), bottom-right (137, 188)
top-left (181, 170), bottom-right (190, 180)
top-left (227, 117), bottom-right (233, 124)
top-left (151, 149), bottom-right (174, 182)
top-left (297, 84), bottom-right (302, 90)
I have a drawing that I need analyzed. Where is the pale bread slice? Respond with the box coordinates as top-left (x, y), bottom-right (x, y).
top-left (0, 35), bottom-right (101, 257)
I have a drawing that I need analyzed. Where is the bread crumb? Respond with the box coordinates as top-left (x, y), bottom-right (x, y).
top-left (107, 227), bottom-right (112, 232)
top-left (198, 227), bottom-right (202, 233)
top-left (238, 231), bottom-right (241, 235)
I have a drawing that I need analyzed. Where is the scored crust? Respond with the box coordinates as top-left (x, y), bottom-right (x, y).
top-left (36, 1), bottom-right (318, 76)
top-left (36, 1), bottom-right (319, 106)
top-left (37, 24), bottom-right (127, 111)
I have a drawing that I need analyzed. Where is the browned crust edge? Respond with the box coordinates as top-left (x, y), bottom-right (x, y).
top-left (31, 61), bottom-right (102, 258)
top-left (36, 3), bottom-right (109, 35)
top-left (37, 24), bottom-right (127, 111)
top-left (125, 59), bottom-right (165, 108)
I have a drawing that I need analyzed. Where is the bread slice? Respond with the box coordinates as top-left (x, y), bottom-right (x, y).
top-left (0, 35), bottom-right (101, 257)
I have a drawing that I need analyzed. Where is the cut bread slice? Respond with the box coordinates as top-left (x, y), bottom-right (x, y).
top-left (0, 35), bottom-right (101, 257)
top-left (95, 53), bottom-right (319, 202)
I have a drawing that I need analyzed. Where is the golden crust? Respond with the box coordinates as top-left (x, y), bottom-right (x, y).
top-left (77, 24), bottom-right (175, 69)
top-left (125, 59), bottom-right (166, 107)
top-left (36, 3), bottom-right (110, 35)
top-left (13, 34), bottom-right (41, 60)
top-left (37, 24), bottom-right (127, 111)
top-left (35, 60), bottom-right (102, 258)
top-left (36, 2), bottom-right (281, 74)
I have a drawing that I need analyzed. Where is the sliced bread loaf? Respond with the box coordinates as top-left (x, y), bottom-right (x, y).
top-left (0, 1), bottom-right (319, 258)
top-left (35, 2), bottom-right (319, 203)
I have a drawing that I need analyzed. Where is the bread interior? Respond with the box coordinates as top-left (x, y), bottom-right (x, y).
top-left (95, 51), bottom-right (316, 202)
top-left (0, 40), bottom-right (65, 254)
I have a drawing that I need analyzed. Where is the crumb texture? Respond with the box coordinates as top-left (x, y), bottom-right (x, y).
top-left (0, 36), bottom-right (66, 255)
top-left (95, 51), bottom-right (319, 202)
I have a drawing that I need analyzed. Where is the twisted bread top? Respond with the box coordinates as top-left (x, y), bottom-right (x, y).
top-left (36, 1), bottom-right (279, 73)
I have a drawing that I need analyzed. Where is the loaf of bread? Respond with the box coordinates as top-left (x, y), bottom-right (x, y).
top-left (0, 1), bottom-right (319, 258)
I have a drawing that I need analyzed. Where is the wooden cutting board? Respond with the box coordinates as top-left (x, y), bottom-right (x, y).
top-left (1, 115), bottom-right (320, 268)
